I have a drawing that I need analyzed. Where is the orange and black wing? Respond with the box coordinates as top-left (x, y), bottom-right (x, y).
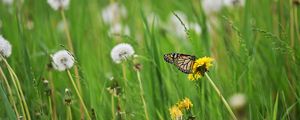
top-left (174, 54), bottom-right (195, 74)
top-left (163, 53), bottom-right (196, 74)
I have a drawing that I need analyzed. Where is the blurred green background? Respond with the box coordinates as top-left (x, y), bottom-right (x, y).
top-left (0, 0), bottom-right (299, 119)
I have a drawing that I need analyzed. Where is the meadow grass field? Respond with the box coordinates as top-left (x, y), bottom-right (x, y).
top-left (0, 0), bottom-right (299, 119)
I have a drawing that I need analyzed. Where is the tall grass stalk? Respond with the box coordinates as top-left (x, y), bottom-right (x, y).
top-left (0, 67), bottom-right (19, 117)
top-left (1, 55), bottom-right (31, 120)
top-left (66, 70), bottom-right (91, 120)
top-left (60, 9), bottom-right (84, 118)
top-left (136, 71), bottom-right (150, 120)
top-left (205, 73), bottom-right (237, 120)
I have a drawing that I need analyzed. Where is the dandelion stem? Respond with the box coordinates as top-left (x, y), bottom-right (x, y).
top-left (66, 70), bottom-right (91, 120)
top-left (136, 71), bottom-right (150, 120)
top-left (122, 63), bottom-right (127, 87)
top-left (0, 67), bottom-right (20, 117)
top-left (60, 10), bottom-right (74, 52)
top-left (1, 55), bottom-right (31, 120)
top-left (205, 73), bottom-right (237, 120)
top-left (60, 10), bottom-right (84, 119)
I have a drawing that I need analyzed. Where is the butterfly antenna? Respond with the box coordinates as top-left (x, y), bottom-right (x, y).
top-left (172, 11), bottom-right (192, 41)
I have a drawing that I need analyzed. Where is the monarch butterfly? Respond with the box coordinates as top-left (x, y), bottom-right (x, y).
top-left (163, 53), bottom-right (196, 74)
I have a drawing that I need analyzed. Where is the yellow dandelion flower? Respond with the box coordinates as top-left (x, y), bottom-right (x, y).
top-left (169, 106), bottom-right (183, 120)
top-left (188, 56), bottom-right (214, 80)
top-left (177, 98), bottom-right (193, 110)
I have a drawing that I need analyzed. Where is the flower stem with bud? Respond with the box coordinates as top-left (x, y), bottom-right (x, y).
top-left (60, 9), bottom-right (84, 119)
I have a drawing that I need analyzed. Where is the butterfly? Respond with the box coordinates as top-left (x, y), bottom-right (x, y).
top-left (163, 53), bottom-right (196, 74)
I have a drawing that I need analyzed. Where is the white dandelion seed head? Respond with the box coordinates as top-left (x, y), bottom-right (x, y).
top-left (51, 50), bottom-right (74, 71)
top-left (2, 0), bottom-right (13, 5)
top-left (229, 93), bottom-right (247, 110)
top-left (108, 23), bottom-right (130, 37)
top-left (189, 22), bottom-right (202, 35)
top-left (101, 3), bottom-right (127, 25)
top-left (224, 0), bottom-right (245, 7)
top-left (202, 0), bottom-right (224, 15)
top-left (110, 43), bottom-right (135, 64)
top-left (0, 35), bottom-right (12, 58)
top-left (47, 0), bottom-right (70, 11)
top-left (167, 11), bottom-right (189, 39)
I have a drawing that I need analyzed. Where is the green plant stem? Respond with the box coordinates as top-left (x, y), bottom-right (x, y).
top-left (48, 96), bottom-right (53, 120)
top-left (66, 70), bottom-right (91, 120)
top-left (48, 72), bottom-right (57, 120)
top-left (122, 63), bottom-right (127, 87)
top-left (136, 71), bottom-right (150, 120)
top-left (66, 106), bottom-right (72, 120)
top-left (0, 66), bottom-right (20, 117)
top-left (60, 10), bottom-right (74, 52)
top-left (1, 56), bottom-right (31, 120)
top-left (6, 67), bottom-right (26, 119)
top-left (111, 95), bottom-right (115, 120)
top-left (205, 73), bottom-right (237, 120)
top-left (8, 65), bottom-right (31, 120)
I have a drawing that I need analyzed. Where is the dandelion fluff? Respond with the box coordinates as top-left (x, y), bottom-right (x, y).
top-left (201, 0), bottom-right (223, 15)
top-left (229, 93), bottom-right (246, 110)
top-left (2, 0), bottom-right (13, 5)
top-left (224, 0), bottom-right (245, 7)
top-left (0, 35), bottom-right (12, 58)
top-left (189, 22), bottom-right (202, 35)
top-left (47, 0), bottom-right (70, 11)
top-left (110, 43), bottom-right (135, 64)
top-left (108, 23), bottom-right (130, 37)
top-left (101, 3), bottom-right (127, 25)
top-left (51, 50), bottom-right (74, 71)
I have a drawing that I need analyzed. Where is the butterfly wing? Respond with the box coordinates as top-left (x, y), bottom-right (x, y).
top-left (164, 53), bottom-right (196, 74)
top-left (174, 54), bottom-right (195, 74)
top-left (164, 53), bottom-right (175, 64)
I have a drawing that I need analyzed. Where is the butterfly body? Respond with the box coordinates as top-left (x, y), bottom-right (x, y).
top-left (163, 53), bottom-right (196, 74)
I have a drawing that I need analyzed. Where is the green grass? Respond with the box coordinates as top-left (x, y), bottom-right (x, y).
top-left (0, 0), bottom-right (299, 119)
